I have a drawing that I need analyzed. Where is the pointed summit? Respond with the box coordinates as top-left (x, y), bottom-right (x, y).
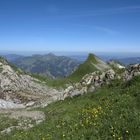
top-left (85, 53), bottom-right (98, 64)
top-left (68, 53), bottom-right (110, 81)
top-left (47, 53), bottom-right (56, 57)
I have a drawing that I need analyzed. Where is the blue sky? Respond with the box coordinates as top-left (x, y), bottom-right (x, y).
top-left (0, 0), bottom-right (140, 53)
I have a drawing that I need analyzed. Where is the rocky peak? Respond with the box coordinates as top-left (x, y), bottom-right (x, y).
top-left (69, 53), bottom-right (111, 81)
top-left (86, 53), bottom-right (97, 63)
top-left (46, 53), bottom-right (56, 57)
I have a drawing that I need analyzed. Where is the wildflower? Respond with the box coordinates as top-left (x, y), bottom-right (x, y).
top-left (95, 114), bottom-right (98, 117)
top-left (81, 124), bottom-right (84, 127)
top-left (113, 134), bottom-right (115, 137)
top-left (93, 123), bottom-right (96, 126)
top-left (63, 134), bottom-right (65, 137)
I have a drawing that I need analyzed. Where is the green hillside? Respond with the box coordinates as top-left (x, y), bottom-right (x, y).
top-left (68, 53), bottom-right (98, 81)
top-left (68, 53), bottom-right (110, 81)
top-left (1, 76), bottom-right (140, 140)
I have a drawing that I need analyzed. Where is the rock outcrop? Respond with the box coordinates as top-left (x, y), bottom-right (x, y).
top-left (63, 64), bottom-right (140, 99)
top-left (108, 60), bottom-right (125, 69)
top-left (122, 64), bottom-right (140, 81)
top-left (63, 69), bottom-right (116, 98)
top-left (0, 57), bottom-right (62, 109)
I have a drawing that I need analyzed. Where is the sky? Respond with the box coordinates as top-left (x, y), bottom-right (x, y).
top-left (0, 0), bottom-right (140, 53)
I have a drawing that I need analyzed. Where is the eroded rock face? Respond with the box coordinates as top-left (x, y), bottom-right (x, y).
top-left (0, 60), bottom-right (62, 108)
top-left (63, 69), bottom-right (116, 99)
top-left (122, 64), bottom-right (140, 81)
top-left (0, 99), bottom-right (25, 109)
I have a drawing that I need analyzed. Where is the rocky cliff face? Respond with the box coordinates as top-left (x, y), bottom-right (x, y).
top-left (0, 57), bottom-right (62, 109)
top-left (63, 69), bottom-right (115, 98)
top-left (122, 64), bottom-right (140, 81)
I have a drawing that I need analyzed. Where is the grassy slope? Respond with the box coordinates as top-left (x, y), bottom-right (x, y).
top-left (68, 53), bottom-right (98, 81)
top-left (1, 76), bottom-right (140, 140)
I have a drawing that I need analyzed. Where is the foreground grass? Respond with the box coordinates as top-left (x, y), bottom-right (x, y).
top-left (0, 76), bottom-right (140, 140)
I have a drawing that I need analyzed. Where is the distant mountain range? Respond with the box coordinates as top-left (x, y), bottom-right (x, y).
top-left (2, 54), bottom-right (25, 61)
top-left (1, 53), bottom-right (140, 79)
top-left (118, 57), bottom-right (140, 65)
top-left (2, 53), bottom-right (80, 78)
top-left (69, 55), bottom-right (140, 65)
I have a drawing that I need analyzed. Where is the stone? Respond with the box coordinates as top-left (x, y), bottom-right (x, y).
top-left (88, 86), bottom-right (95, 92)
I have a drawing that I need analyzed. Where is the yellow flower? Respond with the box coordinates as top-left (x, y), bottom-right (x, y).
top-left (126, 130), bottom-right (129, 133)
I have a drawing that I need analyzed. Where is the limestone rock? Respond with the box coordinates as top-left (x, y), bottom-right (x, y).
top-left (0, 58), bottom-right (61, 109)
top-left (63, 69), bottom-right (116, 98)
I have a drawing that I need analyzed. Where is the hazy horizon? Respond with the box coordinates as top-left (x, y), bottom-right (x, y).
top-left (1, 50), bottom-right (140, 59)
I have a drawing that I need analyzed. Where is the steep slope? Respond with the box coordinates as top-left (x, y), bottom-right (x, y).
top-left (68, 53), bottom-right (110, 81)
top-left (0, 57), bottom-right (62, 109)
top-left (10, 53), bottom-right (79, 78)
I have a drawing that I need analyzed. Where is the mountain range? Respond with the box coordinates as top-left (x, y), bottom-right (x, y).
top-left (3, 53), bottom-right (139, 80)
top-left (118, 57), bottom-right (140, 65)
top-left (3, 53), bottom-right (80, 79)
